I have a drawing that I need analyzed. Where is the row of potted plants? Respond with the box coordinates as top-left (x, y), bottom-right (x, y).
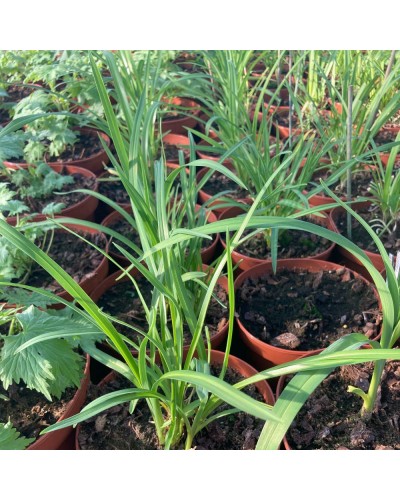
top-left (0, 49), bottom-right (400, 450)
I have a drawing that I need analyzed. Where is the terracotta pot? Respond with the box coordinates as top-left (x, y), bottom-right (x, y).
top-left (161, 97), bottom-right (201, 135)
top-left (196, 167), bottom-right (252, 217)
top-left (234, 259), bottom-right (381, 367)
top-left (2, 220), bottom-right (109, 309)
top-left (377, 124), bottom-right (400, 165)
top-left (101, 204), bottom-right (219, 266)
top-left (218, 206), bottom-right (338, 271)
top-left (162, 133), bottom-right (190, 167)
top-left (5, 164), bottom-right (99, 223)
top-left (28, 355), bottom-right (90, 450)
top-left (75, 350), bottom-right (274, 450)
top-left (331, 201), bottom-right (385, 273)
top-left (4, 127), bottom-right (111, 176)
top-left (90, 266), bottom-right (229, 357)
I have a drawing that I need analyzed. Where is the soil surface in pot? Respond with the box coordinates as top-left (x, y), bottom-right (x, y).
top-left (98, 177), bottom-right (130, 206)
top-left (25, 231), bottom-right (107, 294)
top-left (237, 268), bottom-right (381, 350)
top-left (97, 280), bottom-right (228, 345)
top-left (308, 168), bottom-right (374, 199)
top-left (106, 218), bottom-right (141, 256)
top-left (1, 85), bottom-right (38, 122)
top-left (78, 365), bottom-right (264, 450)
top-left (285, 360), bottom-right (400, 449)
top-left (335, 207), bottom-right (400, 254)
top-left (160, 144), bottom-right (188, 162)
top-left (274, 112), bottom-right (299, 128)
top-left (2, 172), bottom-right (95, 217)
top-left (374, 128), bottom-right (399, 146)
top-left (0, 383), bottom-right (77, 441)
top-left (228, 217), bottom-right (332, 260)
top-left (201, 171), bottom-right (249, 201)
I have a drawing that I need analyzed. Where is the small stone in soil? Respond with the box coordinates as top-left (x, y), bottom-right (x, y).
top-left (270, 332), bottom-right (300, 349)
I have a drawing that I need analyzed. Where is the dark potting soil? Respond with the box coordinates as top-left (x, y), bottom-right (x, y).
top-left (98, 177), bottom-right (131, 206)
top-left (191, 364), bottom-right (266, 450)
top-left (284, 360), bottom-right (400, 449)
top-left (96, 280), bottom-right (228, 346)
top-left (236, 267), bottom-right (381, 351)
top-left (0, 107), bottom-right (10, 123)
top-left (274, 112), bottom-right (299, 128)
top-left (161, 144), bottom-right (189, 162)
top-left (2, 84), bottom-right (37, 103)
top-left (106, 217), bottom-right (142, 257)
top-left (25, 231), bottom-right (106, 293)
top-left (232, 217), bottom-right (332, 260)
top-left (1, 85), bottom-right (38, 123)
top-left (0, 384), bottom-right (77, 441)
top-left (308, 168), bottom-right (374, 199)
top-left (78, 365), bottom-right (265, 450)
top-left (335, 207), bottom-right (400, 254)
top-left (374, 128), bottom-right (400, 146)
top-left (4, 173), bottom-right (95, 216)
top-left (201, 171), bottom-right (249, 201)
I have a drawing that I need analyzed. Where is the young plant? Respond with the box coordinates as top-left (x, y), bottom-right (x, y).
top-left (12, 88), bottom-right (89, 164)
top-left (0, 162), bottom-right (74, 218)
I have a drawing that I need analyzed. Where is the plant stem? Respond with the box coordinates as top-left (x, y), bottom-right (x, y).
top-left (346, 84), bottom-right (353, 239)
top-left (361, 360), bottom-right (385, 419)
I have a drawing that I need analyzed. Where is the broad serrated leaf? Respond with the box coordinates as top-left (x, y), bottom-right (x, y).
top-left (0, 421), bottom-right (35, 450)
top-left (0, 199), bottom-right (29, 216)
top-left (0, 134), bottom-right (25, 162)
top-left (0, 306), bottom-right (87, 400)
top-left (0, 288), bottom-right (59, 308)
top-left (0, 182), bottom-right (16, 205)
top-left (41, 202), bottom-right (65, 215)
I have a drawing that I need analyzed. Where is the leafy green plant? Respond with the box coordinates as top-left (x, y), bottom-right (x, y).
top-left (0, 298), bottom-right (103, 450)
top-left (0, 52), bottom-right (282, 450)
top-left (0, 162), bottom-right (73, 216)
top-left (0, 420), bottom-right (35, 450)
